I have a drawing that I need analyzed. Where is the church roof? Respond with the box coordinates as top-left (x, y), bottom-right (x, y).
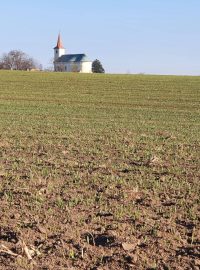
top-left (54, 34), bottom-right (64, 49)
top-left (56, 54), bottom-right (91, 63)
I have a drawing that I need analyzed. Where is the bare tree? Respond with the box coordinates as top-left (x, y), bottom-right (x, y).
top-left (0, 50), bottom-right (39, 70)
top-left (47, 57), bottom-right (55, 71)
top-left (71, 63), bottom-right (80, 72)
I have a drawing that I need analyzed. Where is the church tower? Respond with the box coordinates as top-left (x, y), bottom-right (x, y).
top-left (54, 34), bottom-right (65, 61)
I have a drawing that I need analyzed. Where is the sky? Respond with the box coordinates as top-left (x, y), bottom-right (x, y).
top-left (0, 0), bottom-right (200, 75)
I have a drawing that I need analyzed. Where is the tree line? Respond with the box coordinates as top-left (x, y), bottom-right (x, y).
top-left (0, 50), bottom-right (40, 70)
top-left (0, 50), bottom-right (105, 73)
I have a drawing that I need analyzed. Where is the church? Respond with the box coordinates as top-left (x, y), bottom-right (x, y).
top-left (54, 34), bottom-right (92, 73)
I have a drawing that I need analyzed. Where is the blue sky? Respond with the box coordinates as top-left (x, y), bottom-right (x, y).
top-left (0, 0), bottom-right (200, 74)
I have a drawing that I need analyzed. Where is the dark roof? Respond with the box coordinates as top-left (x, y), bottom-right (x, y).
top-left (56, 54), bottom-right (91, 63)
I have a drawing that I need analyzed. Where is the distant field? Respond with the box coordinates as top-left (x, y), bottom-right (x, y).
top-left (0, 71), bottom-right (199, 269)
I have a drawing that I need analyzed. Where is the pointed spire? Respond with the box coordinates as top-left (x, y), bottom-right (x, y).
top-left (54, 33), bottom-right (64, 49)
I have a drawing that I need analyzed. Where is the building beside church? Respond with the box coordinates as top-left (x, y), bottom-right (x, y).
top-left (54, 34), bottom-right (92, 73)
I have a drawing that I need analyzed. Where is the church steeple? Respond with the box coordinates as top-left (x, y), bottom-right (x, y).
top-left (54, 33), bottom-right (64, 49)
top-left (54, 33), bottom-right (65, 61)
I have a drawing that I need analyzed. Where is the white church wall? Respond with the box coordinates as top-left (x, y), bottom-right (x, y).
top-left (80, 62), bottom-right (92, 73)
top-left (54, 62), bottom-right (92, 73)
top-left (54, 62), bottom-right (80, 72)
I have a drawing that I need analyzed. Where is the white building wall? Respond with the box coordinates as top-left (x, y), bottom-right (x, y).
top-left (54, 48), bottom-right (65, 61)
top-left (54, 62), bottom-right (92, 73)
top-left (80, 62), bottom-right (92, 73)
